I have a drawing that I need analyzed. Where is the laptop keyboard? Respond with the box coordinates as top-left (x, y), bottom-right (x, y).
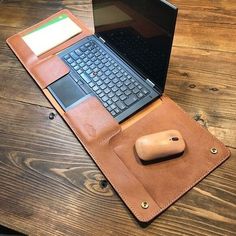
top-left (62, 39), bottom-right (150, 117)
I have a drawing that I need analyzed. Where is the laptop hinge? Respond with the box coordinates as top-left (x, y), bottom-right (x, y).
top-left (146, 79), bottom-right (155, 88)
top-left (98, 36), bottom-right (106, 43)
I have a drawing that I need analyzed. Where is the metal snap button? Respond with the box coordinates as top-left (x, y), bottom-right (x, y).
top-left (49, 112), bottom-right (56, 120)
top-left (210, 147), bottom-right (218, 154)
top-left (141, 201), bottom-right (149, 209)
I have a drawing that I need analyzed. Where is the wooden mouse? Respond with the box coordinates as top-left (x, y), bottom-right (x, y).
top-left (135, 130), bottom-right (185, 161)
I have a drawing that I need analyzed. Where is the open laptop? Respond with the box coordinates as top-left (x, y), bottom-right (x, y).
top-left (48, 0), bottom-right (178, 122)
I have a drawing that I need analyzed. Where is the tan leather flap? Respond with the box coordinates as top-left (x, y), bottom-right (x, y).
top-left (6, 34), bottom-right (38, 67)
top-left (63, 96), bottom-right (121, 144)
top-left (31, 55), bottom-right (70, 89)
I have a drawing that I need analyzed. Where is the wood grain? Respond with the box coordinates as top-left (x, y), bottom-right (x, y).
top-left (0, 0), bottom-right (235, 235)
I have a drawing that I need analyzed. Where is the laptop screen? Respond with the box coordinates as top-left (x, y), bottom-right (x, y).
top-left (92, 0), bottom-right (178, 93)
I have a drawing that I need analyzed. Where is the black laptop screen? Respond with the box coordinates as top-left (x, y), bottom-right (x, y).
top-left (92, 0), bottom-right (178, 92)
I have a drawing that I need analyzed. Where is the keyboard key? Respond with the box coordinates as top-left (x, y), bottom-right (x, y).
top-left (101, 67), bottom-right (107, 72)
top-left (92, 85), bottom-right (99, 91)
top-left (107, 107), bottom-right (112, 112)
top-left (124, 90), bottom-right (131, 96)
top-left (104, 78), bottom-right (110, 84)
top-left (100, 84), bottom-right (106, 90)
top-left (67, 57), bottom-right (74, 64)
top-left (112, 96), bottom-right (119, 102)
top-left (120, 86), bottom-right (127, 92)
top-left (116, 72), bottom-right (122, 78)
top-left (83, 65), bottom-right (89, 71)
top-left (77, 69), bottom-right (83, 74)
top-left (116, 90), bottom-right (122, 96)
top-left (76, 58), bottom-right (82, 64)
top-left (80, 46), bottom-right (87, 52)
top-left (133, 88), bottom-right (139, 94)
top-left (96, 89), bottom-right (102, 94)
top-left (124, 94), bottom-right (138, 106)
top-left (74, 65), bottom-right (80, 71)
top-left (111, 111), bottom-right (116, 116)
top-left (116, 101), bottom-right (126, 110)
top-left (108, 92), bottom-right (114, 98)
top-left (120, 94), bottom-right (127, 101)
top-left (86, 68), bottom-right (92, 75)
top-left (98, 63), bottom-right (103, 69)
top-left (117, 82), bottom-right (122, 87)
top-left (64, 54), bottom-right (70, 60)
top-left (124, 80), bottom-right (131, 86)
top-left (75, 49), bottom-right (82, 55)
top-left (81, 73), bottom-right (91, 83)
top-left (114, 108), bottom-right (120, 114)
top-left (109, 74), bottom-right (115, 80)
top-left (71, 62), bottom-right (76, 67)
top-left (110, 104), bottom-right (116, 110)
top-left (142, 88), bottom-right (149, 94)
top-left (104, 88), bottom-right (110, 94)
top-left (97, 80), bottom-right (102, 86)
top-left (105, 70), bottom-right (111, 76)
top-left (70, 52), bottom-right (79, 60)
top-left (89, 82), bottom-right (95, 87)
top-left (102, 96), bottom-right (109, 102)
top-left (128, 84), bottom-right (135, 90)
top-left (111, 86), bottom-right (118, 92)
top-left (93, 77), bottom-right (99, 82)
top-left (102, 58), bottom-right (107, 63)
top-left (99, 92), bottom-right (105, 98)
top-left (113, 68), bottom-right (118, 74)
top-left (80, 62), bottom-right (85, 67)
top-left (108, 82), bottom-right (114, 88)
top-left (137, 92), bottom-right (144, 98)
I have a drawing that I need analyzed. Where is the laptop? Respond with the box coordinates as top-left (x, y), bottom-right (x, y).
top-left (48, 0), bottom-right (178, 122)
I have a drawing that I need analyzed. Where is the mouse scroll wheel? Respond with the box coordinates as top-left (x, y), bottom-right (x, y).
top-left (171, 137), bottom-right (179, 141)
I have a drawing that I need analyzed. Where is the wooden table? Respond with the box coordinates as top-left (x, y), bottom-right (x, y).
top-left (0, 1), bottom-right (235, 235)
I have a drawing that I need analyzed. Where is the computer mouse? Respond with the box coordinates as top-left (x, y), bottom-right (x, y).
top-left (135, 130), bottom-right (185, 161)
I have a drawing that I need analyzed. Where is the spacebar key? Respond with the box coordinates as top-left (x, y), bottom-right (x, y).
top-left (80, 72), bottom-right (91, 83)
top-left (124, 94), bottom-right (138, 106)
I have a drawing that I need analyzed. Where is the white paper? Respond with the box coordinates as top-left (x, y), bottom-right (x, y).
top-left (22, 17), bottom-right (82, 56)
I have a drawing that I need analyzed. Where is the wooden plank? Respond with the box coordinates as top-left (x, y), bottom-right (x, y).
top-left (0, 2), bottom-right (93, 31)
top-left (0, 98), bottom-right (235, 235)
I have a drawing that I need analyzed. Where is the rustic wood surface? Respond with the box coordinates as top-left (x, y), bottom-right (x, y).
top-left (0, 0), bottom-right (235, 235)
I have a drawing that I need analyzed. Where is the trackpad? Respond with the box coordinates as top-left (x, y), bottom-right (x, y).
top-left (48, 74), bottom-right (86, 109)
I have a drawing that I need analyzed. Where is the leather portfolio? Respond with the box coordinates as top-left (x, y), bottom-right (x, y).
top-left (6, 9), bottom-right (230, 222)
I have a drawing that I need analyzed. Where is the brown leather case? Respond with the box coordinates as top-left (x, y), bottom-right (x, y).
top-left (6, 9), bottom-right (230, 223)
